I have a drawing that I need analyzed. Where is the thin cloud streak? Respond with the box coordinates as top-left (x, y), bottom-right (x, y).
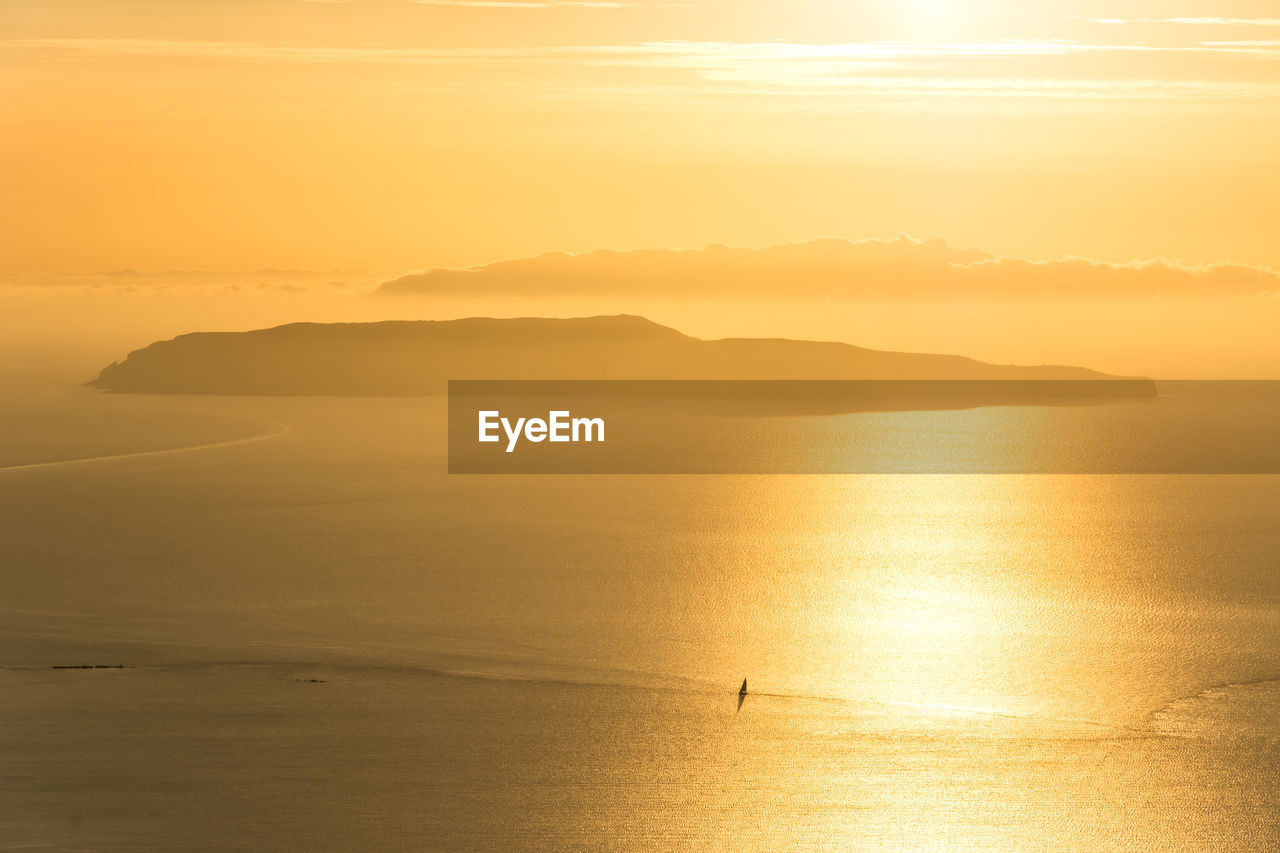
top-left (5, 38), bottom-right (1279, 106)
top-left (9, 37), bottom-right (1280, 62)
top-left (408, 1), bottom-right (640, 7)
top-left (1089, 17), bottom-right (1280, 27)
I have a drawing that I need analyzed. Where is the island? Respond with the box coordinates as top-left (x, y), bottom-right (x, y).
top-left (89, 314), bottom-right (1155, 398)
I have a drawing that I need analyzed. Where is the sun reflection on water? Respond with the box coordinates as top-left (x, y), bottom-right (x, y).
top-left (716, 473), bottom-right (1127, 732)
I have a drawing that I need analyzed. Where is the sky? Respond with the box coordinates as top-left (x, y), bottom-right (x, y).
top-left (2, 0), bottom-right (1278, 377)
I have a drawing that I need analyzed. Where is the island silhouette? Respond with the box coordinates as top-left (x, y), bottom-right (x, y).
top-left (89, 314), bottom-right (1148, 396)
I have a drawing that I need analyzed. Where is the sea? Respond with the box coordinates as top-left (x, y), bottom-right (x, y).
top-left (1, 380), bottom-right (1277, 851)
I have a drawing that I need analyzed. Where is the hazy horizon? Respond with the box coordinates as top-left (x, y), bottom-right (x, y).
top-left (4, 233), bottom-right (1280, 383)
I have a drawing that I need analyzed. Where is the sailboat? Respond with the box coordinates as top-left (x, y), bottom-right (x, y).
top-left (739, 678), bottom-right (747, 697)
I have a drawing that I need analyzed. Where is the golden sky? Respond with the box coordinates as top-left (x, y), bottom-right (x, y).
top-left (3, 0), bottom-right (1280, 271)
top-left (2, 0), bottom-right (1279, 377)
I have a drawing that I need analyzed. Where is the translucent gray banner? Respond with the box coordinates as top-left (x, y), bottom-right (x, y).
top-left (447, 380), bottom-right (1280, 474)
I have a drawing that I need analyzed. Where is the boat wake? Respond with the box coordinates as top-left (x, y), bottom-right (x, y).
top-left (0, 415), bottom-right (290, 474)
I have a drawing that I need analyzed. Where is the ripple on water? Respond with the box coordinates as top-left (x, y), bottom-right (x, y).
top-left (1150, 680), bottom-right (1280, 738)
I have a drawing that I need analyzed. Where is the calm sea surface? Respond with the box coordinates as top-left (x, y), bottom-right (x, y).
top-left (1, 384), bottom-right (1277, 850)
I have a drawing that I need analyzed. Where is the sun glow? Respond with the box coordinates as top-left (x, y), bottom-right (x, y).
top-left (899, 0), bottom-right (962, 36)
top-left (907, 0), bottom-right (953, 16)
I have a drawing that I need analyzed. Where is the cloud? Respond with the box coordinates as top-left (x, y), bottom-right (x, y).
top-left (408, 1), bottom-right (641, 7)
top-left (1204, 40), bottom-right (1280, 48)
top-left (378, 236), bottom-right (1280, 300)
top-left (7, 37), bottom-right (1278, 107)
top-left (12, 36), bottom-right (1268, 63)
top-left (0, 268), bottom-right (375, 293)
top-left (1089, 18), bottom-right (1280, 27)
